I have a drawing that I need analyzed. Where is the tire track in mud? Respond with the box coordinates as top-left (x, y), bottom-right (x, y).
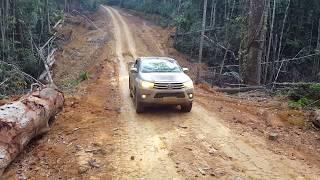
top-left (109, 7), bottom-right (138, 59)
top-left (103, 6), bottom-right (320, 179)
top-left (103, 6), bottom-right (182, 179)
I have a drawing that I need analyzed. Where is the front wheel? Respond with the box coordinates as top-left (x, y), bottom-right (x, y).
top-left (181, 103), bottom-right (192, 112)
top-left (129, 88), bottom-right (133, 98)
top-left (135, 92), bottom-right (145, 113)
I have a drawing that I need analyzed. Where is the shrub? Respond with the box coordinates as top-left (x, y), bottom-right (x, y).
top-left (287, 83), bottom-right (320, 109)
top-left (79, 71), bottom-right (89, 82)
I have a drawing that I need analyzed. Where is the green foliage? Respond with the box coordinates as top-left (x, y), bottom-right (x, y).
top-left (79, 71), bottom-right (90, 82)
top-left (0, 0), bottom-right (100, 96)
top-left (310, 83), bottom-right (320, 92)
top-left (80, 0), bottom-right (101, 11)
top-left (61, 71), bottom-right (90, 89)
top-left (288, 97), bottom-right (313, 109)
top-left (106, 0), bottom-right (320, 84)
top-left (63, 79), bottom-right (81, 89)
top-left (0, 65), bottom-right (28, 95)
top-left (287, 83), bottom-right (320, 109)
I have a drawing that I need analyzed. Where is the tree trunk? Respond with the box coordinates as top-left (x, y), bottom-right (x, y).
top-left (209, 0), bottom-right (216, 27)
top-left (313, 18), bottom-right (320, 76)
top-left (0, 87), bottom-right (64, 175)
top-left (197, 0), bottom-right (208, 83)
top-left (245, 0), bottom-right (268, 85)
top-left (263, 0), bottom-right (276, 84)
top-left (45, 0), bottom-right (51, 34)
top-left (273, 0), bottom-right (290, 82)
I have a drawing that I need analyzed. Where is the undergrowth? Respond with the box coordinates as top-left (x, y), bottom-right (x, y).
top-left (62, 71), bottom-right (90, 90)
top-left (287, 83), bottom-right (320, 109)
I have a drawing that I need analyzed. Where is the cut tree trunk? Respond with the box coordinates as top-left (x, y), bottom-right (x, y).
top-left (0, 87), bottom-right (64, 175)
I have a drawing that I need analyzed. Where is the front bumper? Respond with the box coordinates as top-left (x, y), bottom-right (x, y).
top-left (136, 88), bottom-right (194, 106)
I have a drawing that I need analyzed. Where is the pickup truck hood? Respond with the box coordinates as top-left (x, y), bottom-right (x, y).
top-left (140, 72), bottom-right (191, 83)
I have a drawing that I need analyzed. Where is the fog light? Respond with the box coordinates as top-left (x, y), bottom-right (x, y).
top-left (189, 94), bottom-right (193, 98)
top-left (141, 94), bottom-right (147, 99)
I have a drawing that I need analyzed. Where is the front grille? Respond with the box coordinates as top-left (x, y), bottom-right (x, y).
top-left (154, 83), bottom-right (184, 89)
top-left (154, 93), bottom-right (185, 98)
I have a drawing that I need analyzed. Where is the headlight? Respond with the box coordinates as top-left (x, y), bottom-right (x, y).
top-left (140, 80), bottom-right (154, 89)
top-left (183, 80), bottom-right (194, 88)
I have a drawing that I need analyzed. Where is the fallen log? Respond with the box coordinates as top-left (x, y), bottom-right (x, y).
top-left (215, 86), bottom-right (265, 94)
top-left (273, 82), bottom-right (317, 87)
top-left (0, 87), bottom-right (64, 175)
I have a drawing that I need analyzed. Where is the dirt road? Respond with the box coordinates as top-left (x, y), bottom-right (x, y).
top-left (103, 6), bottom-right (320, 179)
top-left (3, 6), bottom-right (320, 180)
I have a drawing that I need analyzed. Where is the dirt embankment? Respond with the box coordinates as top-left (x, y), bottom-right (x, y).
top-left (3, 9), bottom-right (121, 179)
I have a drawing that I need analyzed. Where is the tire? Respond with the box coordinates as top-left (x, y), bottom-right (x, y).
top-left (129, 78), bottom-right (133, 98)
top-left (135, 92), bottom-right (144, 113)
top-left (129, 88), bottom-right (133, 98)
top-left (181, 103), bottom-right (192, 112)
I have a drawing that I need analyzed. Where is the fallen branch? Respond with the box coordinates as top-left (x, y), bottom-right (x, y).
top-left (0, 61), bottom-right (44, 86)
top-left (0, 87), bottom-right (64, 175)
top-left (272, 82), bottom-right (317, 87)
top-left (53, 19), bottom-right (63, 30)
top-left (0, 79), bottom-right (9, 87)
top-left (215, 86), bottom-right (265, 94)
top-left (171, 27), bottom-right (220, 37)
top-left (38, 48), bottom-right (57, 83)
top-left (72, 10), bottom-right (102, 32)
top-left (272, 48), bottom-right (306, 89)
top-left (203, 35), bottom-right (237, 60)
top-left (40, 34), bottom-right (57, 51)
top-left (262, 53), bottom-right (320, 64)
top-left (224, 83), bottom-right (248, 87)
top-left (206, 52), bottom-right (320, 70)
top-left (47, 48), bottom-right (57, 67)
top-left (32, 41), bottom-right (54, 84)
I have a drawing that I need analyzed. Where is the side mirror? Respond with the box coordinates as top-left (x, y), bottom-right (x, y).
top-left (182, 68), bottom-right (189, 73)
top-left (130, 67), bottom-right (138, 73)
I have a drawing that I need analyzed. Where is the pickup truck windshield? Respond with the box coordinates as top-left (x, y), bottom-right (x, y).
top-left (140, 59), bottom-right (182, 73)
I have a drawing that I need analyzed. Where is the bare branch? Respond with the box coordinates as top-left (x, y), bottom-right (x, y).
top-left (0, 78), bottom-right (9, 86)
top-left (40, 34), bottom-right (57, 50)
top-left (262, 53), bottom-right (320, 64)
top-left (53, 19), bottom-right (64, 29)
top-left (0, 61), bottom-right (44, 86)
top-left (33, 42), bottom-right (54, 84)
top-left (72, 10), bottom-right (103, 33)
top-left (203, 35), bottom-right (237, 60)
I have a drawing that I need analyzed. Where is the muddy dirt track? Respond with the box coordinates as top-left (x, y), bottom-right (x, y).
top-left (3, 6), bottom-right (320, 180)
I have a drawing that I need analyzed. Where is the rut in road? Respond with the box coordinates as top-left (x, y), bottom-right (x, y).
top-left (104, 6), bottom-right (181, 179)
top-left (104, 6), bottom-right (320, 179)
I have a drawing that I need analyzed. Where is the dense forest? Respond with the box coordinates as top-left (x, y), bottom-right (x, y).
top-left (107, 0), bottom-right (320, 86)
top-left (2, 0), bottom-right (320, 95)
top-left (0, 0), bottom-right (100, 96)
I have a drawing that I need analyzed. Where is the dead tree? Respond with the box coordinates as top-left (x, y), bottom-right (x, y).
top-left (0, 87), bottom-right (64, 175)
